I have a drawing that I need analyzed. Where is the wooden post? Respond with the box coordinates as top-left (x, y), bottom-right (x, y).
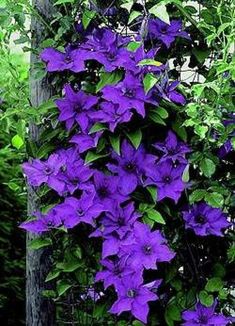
top-left (27, 1), bottom-right (55, 325)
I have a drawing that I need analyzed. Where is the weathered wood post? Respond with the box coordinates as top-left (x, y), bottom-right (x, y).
top-left (27, 1), bottom-right (55, 325)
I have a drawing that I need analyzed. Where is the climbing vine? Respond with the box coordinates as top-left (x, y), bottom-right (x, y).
top-left (14, 0), bottom-right (235, 325)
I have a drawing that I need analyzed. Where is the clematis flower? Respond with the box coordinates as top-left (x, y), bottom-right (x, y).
top-left (121, 222), bottom-right (175, 270)
top-left (218, 140), bottom-right (233, 159)
top-left (182, 301), bottom-right (231, 326)
top-left (148, 19), bottom-right (190, 48)
top-left (182, 202), bottom-right (230, 237)
top-left (70, 131), bottom-right (102, 153)
top-left (107, 140), bottom-right (157, 194)
top-left (92, 202), bottom-right (141, 239)
top-left (95, 255), bottom-right (140, 289)
top-left (22, 153), bottom-right (67, 195)
top-left (127, 45), bottom-right (165, 75)
top-left (145, 159), bottom-right (186, 203)
top-left (20, 210), bottom-right (62, 234)
top-left (89, 102), bottom-right (133, 132)
top-left (153, 130), bottom-right (190, 162)
top-left (55, 192), bottom-right (104, 228)
top-left (40, 47), bottom-right (88, 73)
top-left (109, 275), bottom-right (158, 323)
top-left (102, 73), bottom-right (150, 117)
top-left (56, 84), bottom-right (98, 131)
top-left (156, 77), bottom-right (186, 105)
top-left (62, 159), bottom-right (93, 194)
top-left (92, 171), bottom-right (129, 210)
top-left (80, 28), bottom-right (131, 72)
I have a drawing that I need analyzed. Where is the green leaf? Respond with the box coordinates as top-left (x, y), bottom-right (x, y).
top-left (110, 135), bottom-right (120, 155)
top-left (127, 41), bottom-right (142, 52)
top-left (205, 192), bottom-right (224, 208)
top-left (54, 0), bottom-right (74, 5)
top-left (149, 112), bottom-right (166, 125)
top-left (7, 181), bottom-right (20, 192)
top-left (227, 244), bottom-right (235, 263)
top-left (96, 71), bottom-right (122, 92)
top-left (147, 186), bottom-right (157, 203)
top-left (138, 59), bottom-right (162, 67)
top-left (157, 107), bottom-right (169, 119)
top-left (85, 151), bottom-right (108, 164)
top-left (126, 130), bottom-right (142, 149)
top-left (82, 9), bottom-right (96, 29)
top-left (199, 290), bottom-right (214, 307)
top-left (200, 158), bottom-right (216, 178)
top-left (121, 0), bottom-right (134, 12)
top-left (182, 164), bottom-right (190, 182)
top-left (143, 73), bottom-right (159, 94)
top-left (57, 261), bottom-right (81, 272)
top-left (149, 4), bottom-right (170, 25)
top-left (205, 277), bottom-right (223, 292)
top-left (147, 209), bottom-right (165, 224)
top-left (192, 47), bottom-right (210, 64)
top-left (37, 143), bottom-right (55, 159)
top-left (29, 238), bottom-right (52, 250)
top-left (45, 270), bottom-right (61, 282)
top-left (128, 11), bottom-right (142, 24)
top-left (89, 123), bottom-right (107, 134)
top-left (189, 189), bottom-right (206, 203)
top-left (12, 134), bottom-right (24, 149)
top-left (57, 280), bottom-right (72, 296)
top-left (165, 303), bottom-right (181, 326)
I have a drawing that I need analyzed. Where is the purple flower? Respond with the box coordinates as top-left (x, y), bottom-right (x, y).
top-left (93, 202), bottom-right (141, 239)
top-left (148, 19), bottom-right (190, 48)
top-left (182, 301), bottom-right (231, 326)
top-left (218, 140), bottom-right (233, 158)
top-left (89, 102), bottom-right (133, 132)
top-left (55, 192), bottom-right (104, 228)
top-left (20, 210), bottom-right (62, 234)
top-left (92, 171), bottom-right (129, 210)
top-left (22, 153), bottom-right (66, 195)
top-left (95, 255), bottom-right (139, 289)
top-left (107, 140), bottom-right (157, 194)
top-left (40, 47), bottom-right (88, 73)
top-left (70, 131), bottom-right (102, 153)
top-left (145, 159), bottom-right (186, 203)
top-left (182, 202), bottom-right (230, 237)
top-left (127, 45), bottom-right (164, 75)
top-left (62, 159), bottom-right (93, 194)
top-left (109, 275), bottom-right (158, 323)
top-left (153, 130), bottom-right (190, 162)
top-left (122, 222), bottom-right (175, 269)
top-left (102, 73), bottom-right (149, 117)
top-left (56, 84), bottom-right (98, 131)
top-left (156, 78), bottom-right (186, 105)
top-left (80, 28), bottom-right (130, 72)
top-left (80, 287), bottom-right (104, 302)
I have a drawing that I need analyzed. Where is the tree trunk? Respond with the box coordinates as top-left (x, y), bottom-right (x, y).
top-left (26, 1), bottom-right (55, 325)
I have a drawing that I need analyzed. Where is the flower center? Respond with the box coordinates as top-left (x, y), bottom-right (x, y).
top-left (163, 175), bottom-right (172, 183)
top-left (108, 52), bottom-right (116, 61)
top-left (74, 104), bottom-right (81, 112)
top-left (195, 215), bottom-right (206, 224)
top-left (198, 314), bottom-right (208, 324)
top-left (97, 187), bottom-right (108, 198)
top-left (60, 165), bottom-right (67, 172)
top-left (117, 217), bottom-right (126, 226)
top-left (127, 289), bottom-right (137, 298)
top-left (124, 162), bottom-right (136, 172)
top-left (161, 26), bottom-right (168, 34)
top-left (64, 55), bottom-right (72, 64)
top-left (123, 88), bottom-right (135, 98)
top-left (77, 209), bottom-right (84, 216)
top-left (44, 166), bottom-right (53, 175)
top-left (143, 245), bottom-right (152, 255)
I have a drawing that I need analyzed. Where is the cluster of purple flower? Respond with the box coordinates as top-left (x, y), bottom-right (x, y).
top-left (21, 17), bottom-right (231, 324)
